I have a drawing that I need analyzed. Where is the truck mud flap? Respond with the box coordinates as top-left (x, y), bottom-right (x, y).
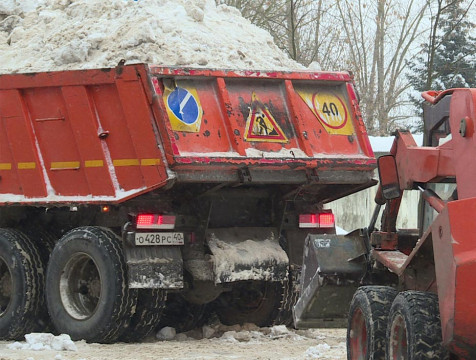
top-left (293, 230), bottom-right (367, 328)
top-left (206, 228), bottom-right (289, 284)
top-left (125, 245), bottom-right (183, 289)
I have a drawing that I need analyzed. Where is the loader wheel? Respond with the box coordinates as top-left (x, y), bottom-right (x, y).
top-left (0, 229), bottom-right (46, 340)
top-left (215, 280), bottom-right (283, 327)
top-left (119, 289), bottom-right (166, 342)
top-left (46, 227), bottom-right (137, 343)
top-left (347, 286), bottom-right (397, 360)
top-left (386, 291), bottom-right (448, 360)
top-left (272, 269), bottom-right (300, 326)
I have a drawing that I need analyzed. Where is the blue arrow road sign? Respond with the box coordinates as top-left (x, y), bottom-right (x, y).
top-left (167, 87), bottom-right (200, 125)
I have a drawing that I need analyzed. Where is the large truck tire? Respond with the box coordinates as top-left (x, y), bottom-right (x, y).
top-left (347, 286), bottom-right (397, 360)
top-left (386, 291), bottom-right (449, 360)
top-left (215, 280), bottom-right (284, 327)
top-left (46, 227), bottom-right (137, 343)
top-left (119, 289), bottom-right (166, 342)
top-left (21, 227), bottom-right (57, 332)
top-left (0, 229), bottom-right (46, 340)
top-left (158, 293), bottom-right (208, 333)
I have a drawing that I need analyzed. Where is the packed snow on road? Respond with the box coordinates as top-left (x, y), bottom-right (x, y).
top-left (0, 324), bottom-right (346, 360)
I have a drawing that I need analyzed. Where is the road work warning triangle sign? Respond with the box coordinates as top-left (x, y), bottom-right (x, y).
top-left (244, 92), bottom-right (288, 143)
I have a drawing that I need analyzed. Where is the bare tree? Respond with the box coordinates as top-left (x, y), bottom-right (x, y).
top-left (336, 0), bottom-right (428, 135)
top-left (216, 0), bottom-right (343, 68)
top-left (217, 0), bottom-right (435, 135)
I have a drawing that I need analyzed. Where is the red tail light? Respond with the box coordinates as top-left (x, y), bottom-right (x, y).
top-left (318, 213), bottom-right (335, 228)
top-left (299, 212), bottom-right (335, 229)
top-left (136, 214), bottom-right (175, 229)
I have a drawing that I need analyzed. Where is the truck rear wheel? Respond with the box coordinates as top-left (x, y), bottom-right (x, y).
top-left (0, 229), bottom-right (46, 340)
top-left (119, 289), bottom-right (166, 342)
top-left (46, 227), bottom-right (136, 343)
top-left (158, 293), bottom-right (208, 333)
top-left (386, 291), bottom-right (448, 360)
top-left (215, 280), bottom-right (284, 327)
top-left (347, 286), bottom-right (397, 360)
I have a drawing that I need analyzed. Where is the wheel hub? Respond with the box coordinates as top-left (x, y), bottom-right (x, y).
top-left (0, 257), bottom-right (12, 316)
top-left (349, 308), bottom-right (368, 360)
top-left (60, 253), bottom-right (102, 320)
top-left (389, 313), bottom-right (408, 360)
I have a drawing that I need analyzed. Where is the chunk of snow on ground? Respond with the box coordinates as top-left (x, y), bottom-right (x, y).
top-left (7, 333), bottom-right (77, 352)
top-left (202, 325), bottom-right (215, 339)
top-left (157, 327), bottom-right (176, 341)
top-left (305, 343), bottom-right (331, 358)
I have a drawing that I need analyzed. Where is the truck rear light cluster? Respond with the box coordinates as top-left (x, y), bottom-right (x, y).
top-left (299, 212), bottom-right (335, 229)
top-left (136, 214), bottom-right (176, 229)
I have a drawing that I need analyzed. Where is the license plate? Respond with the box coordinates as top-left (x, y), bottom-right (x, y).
top-left (135, 232), bottom-right (184, 246)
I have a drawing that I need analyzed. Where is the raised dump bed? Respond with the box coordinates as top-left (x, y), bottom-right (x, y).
top-left (0, 64), bottom-right (374, 204)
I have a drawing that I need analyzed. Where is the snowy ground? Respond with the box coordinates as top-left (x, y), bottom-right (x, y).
top-left (0, 325), bottom-right (346, 360)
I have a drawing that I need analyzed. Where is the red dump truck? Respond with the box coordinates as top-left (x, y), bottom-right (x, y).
top-left (0, 63), bottom-right (375, 343)
top-left (293, 88), bottom-right (476, 359)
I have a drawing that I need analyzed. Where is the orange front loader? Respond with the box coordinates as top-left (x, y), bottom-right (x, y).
top-left (294, 88), bottom-right (476, 359)
top-left (0, 64), bottom-right (375, 343)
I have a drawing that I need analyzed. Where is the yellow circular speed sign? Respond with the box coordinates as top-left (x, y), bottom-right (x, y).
top-left (312, 93), bottom-right (348, 130)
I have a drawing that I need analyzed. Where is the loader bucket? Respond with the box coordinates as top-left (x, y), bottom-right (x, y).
top-left (293, 230), bottom-right (367, 328)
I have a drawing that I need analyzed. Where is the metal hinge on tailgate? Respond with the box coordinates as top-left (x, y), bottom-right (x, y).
top-left (239, 167), bottom-right (252, 183)
top-left (306, 168), bottom-right (319, 183)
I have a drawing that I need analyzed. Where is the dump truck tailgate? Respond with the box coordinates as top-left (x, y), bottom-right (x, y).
top-left (151, 67), bottom-right (375, 182)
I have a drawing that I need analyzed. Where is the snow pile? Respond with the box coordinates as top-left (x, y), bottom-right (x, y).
top-left (305, 342), bottom-right (346, 359)
top-left (7, 333), bottom-right (78, 352)
top-left (0, 0), bottom-right (302, 74)
top-left (305, 343), bottom-right (331, 358)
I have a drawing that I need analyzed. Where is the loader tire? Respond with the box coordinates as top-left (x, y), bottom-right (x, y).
top-left (272, 269), bottom-right (300, 326)
top-left (119, 289), bottom-right (166, 342)
top-left (386, 291), bottom-right (449, 360)
top-left (215, 280), bottom-right (284, 327)
top-left (347, 286), bottom-right (397, 360)
top-left (46, 227), bottom-right (137, 343)
top-left (0, 229), bottom-right (46, 340)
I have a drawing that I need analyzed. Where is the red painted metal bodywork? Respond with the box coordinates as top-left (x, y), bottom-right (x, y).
top-left (0, 64), bottom-right (375, 205)
top-left (376, 89), bottom-right (476, 357)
